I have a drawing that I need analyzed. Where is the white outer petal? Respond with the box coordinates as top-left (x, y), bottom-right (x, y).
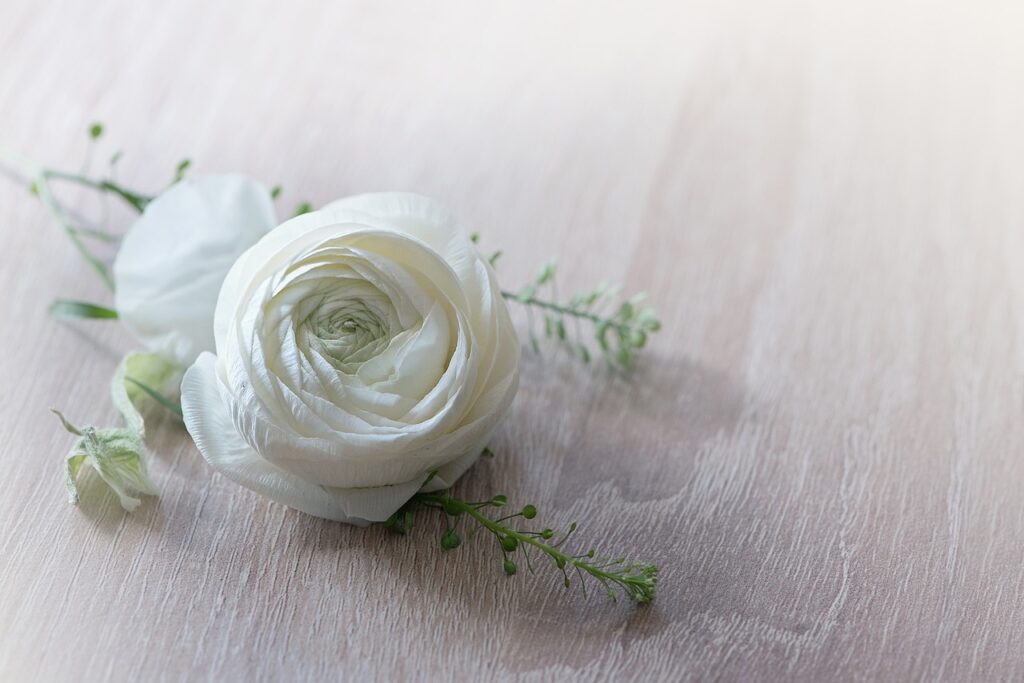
top-left (182, 352), bottom-right (428, 523)
top-left (114, 175), bottom-right (277, 366)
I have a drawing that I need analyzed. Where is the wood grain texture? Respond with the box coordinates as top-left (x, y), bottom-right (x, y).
top-left (2, 0), bottom-right (1024, 680)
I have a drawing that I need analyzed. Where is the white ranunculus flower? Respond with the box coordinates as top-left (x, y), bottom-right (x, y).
top-left (114, 175), bottom-right (277, 367)
top-left (180, 193), bottom-right (520, 524)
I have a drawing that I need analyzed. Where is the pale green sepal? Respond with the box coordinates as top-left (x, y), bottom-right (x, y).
top-left (55, 352), bottom-right (177, 512)
top-left (111, 351), bottom-right (180, 436)
top-left (53, 410), bottom-right (155, 512)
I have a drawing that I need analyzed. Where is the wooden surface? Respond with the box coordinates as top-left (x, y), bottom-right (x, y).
top-left (2, 1), bottom-right (1024, 680)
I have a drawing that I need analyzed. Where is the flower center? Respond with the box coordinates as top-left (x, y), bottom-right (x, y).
top-left (298, 286), bottom-right (400, 371)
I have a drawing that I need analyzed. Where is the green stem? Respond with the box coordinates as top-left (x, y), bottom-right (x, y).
top-left (500, 290), bottom-right (629, 335)
top-left (43, 169), bottom-right (152, 213)
top-left (34, 173), bottom-right (115, 291)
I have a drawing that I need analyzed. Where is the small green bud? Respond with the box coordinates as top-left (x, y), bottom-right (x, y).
top-left (175, 158), bottom-right (191, 176)
top-left (469, 232), bottom-right (480, 243)
top-left (29, 181), bottom-right (38, 196)
top-left (630, 329), bottom-right (647, 348)
top-left (488, 250), bottom-right (502, 265)
top-left (540, 528), bottom-right (554, 539)
top-left (500, 535), bottom-right (518, 552)
top-left (521, 504), bottom-right (537, 519)
top-left (555, 557), bottom-right (566, 569)
top-left (503, 559), bottom-right (517, 575)
top-left (294, 201), bottom-right (312, 216)
top-left (270, 185), bottom-right (282, 200)
top-left (440, 529), bottom-right (461, 550)
top-left (442, 499), bottom-right (462, 516)
top-left (579, 344), bottom-right (591, 364)
top-left (563, 575), bottom-right (571, 588)
top-left (491, 495), bottom-right (507, 507)
top-left (89, 122), bottom-right (104, 139)
top-left (555, 319), bottom-right (566, 341)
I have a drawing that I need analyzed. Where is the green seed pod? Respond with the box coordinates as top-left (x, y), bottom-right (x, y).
top-left (440, 530), bottom-right (461, 550)
top-left (500, 535), bottom-right (519, 552)
top-left (503, 559), bottom-right (517, 575)
top-left (521, 504), bottom-right (537, 519)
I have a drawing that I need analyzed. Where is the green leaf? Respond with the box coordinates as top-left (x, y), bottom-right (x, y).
top-left (579, 344), bottom-right (591, 364)
top-left (535, 261), bottom-right (556, 285)
top-left (49, 299), bottom-right (118, 320)
top-left (517, 284), bottom-right (536, 303)
top-left (173, 158), bottom-right (191, 182)
top-left (126, 378), bottom-right (183, 418)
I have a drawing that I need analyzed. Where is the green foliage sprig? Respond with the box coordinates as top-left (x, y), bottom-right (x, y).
top-left (502, 261), bottom-right (662, 369)
top-left (386, 476), bottom-right (658, 604)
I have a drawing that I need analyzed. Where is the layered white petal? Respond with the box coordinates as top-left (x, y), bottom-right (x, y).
top-left (114, 175), bottom-right (277, 366)
top-left (182, 193), bottom-right (520, 523)
top-left (182, 353), bottom-right (425, 524)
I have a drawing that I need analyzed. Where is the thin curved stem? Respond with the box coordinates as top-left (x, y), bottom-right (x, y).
top-left (43, 169), bottom-right (151, 213)
top-left (34, 173), bottom-right (115, 291)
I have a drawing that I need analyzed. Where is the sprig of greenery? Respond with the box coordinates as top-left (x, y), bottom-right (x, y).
top-left (42, 167), bottom-right (153, 213)
top-left (386, 488), bottom-right (658, 604)
top-left (1, 124), bottom-right (163, 293)
top-left (31, 170), bottom-right (117, 291)
top-left (501, 261), bottom-right (661, 369)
